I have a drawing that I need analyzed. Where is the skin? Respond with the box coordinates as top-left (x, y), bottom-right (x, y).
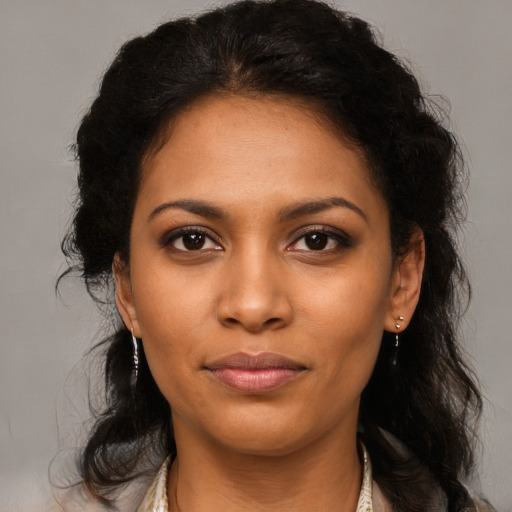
top-left (115, 94), bottom-right (424, 512)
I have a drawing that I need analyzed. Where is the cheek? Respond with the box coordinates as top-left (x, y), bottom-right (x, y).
top-left (297, 263), bottom-right (391, 382)
top-left (132, 258), bottom-right (213, 336)
top-left (297, 262), bottom-right (392, 336)
top-left (129, 269), bottom-right (208, 385)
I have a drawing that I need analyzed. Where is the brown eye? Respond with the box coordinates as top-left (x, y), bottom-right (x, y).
top-left (182, 232), bottom-right (206, 250)
top-left (290, 231), bottom-right (341, 252)
top-left (287, 228), bottom-right (354, 253)
top-left (167, 230), bottom-right (222, 252)
top-left (304, 233), bottom-right (329, 250)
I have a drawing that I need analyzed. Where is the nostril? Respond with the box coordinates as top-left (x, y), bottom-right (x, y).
top-left (220, 315), bottom-right (285, 333)
top-left (216, 291), bottom-right (293, 332)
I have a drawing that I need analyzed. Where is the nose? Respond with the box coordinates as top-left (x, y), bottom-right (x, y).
top-left (216, 249), bottom-right (293, 333)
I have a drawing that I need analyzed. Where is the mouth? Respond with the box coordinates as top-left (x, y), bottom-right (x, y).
top-left (205, 352), bottom-right (307, 393)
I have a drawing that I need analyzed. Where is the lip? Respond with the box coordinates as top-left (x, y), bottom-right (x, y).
top-left (205, 352), bottom-right (307, 393)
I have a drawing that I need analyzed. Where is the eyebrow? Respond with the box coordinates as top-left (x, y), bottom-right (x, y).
top-left (148, 199), bottom-right (226, 222)
top-left (148, 196), bottom-right (367, 224)
top-left (278, 197), bottom-right (368, 223)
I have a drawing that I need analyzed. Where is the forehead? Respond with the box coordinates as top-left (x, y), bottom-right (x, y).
top-left (138, 94), bottom-right (386, 221)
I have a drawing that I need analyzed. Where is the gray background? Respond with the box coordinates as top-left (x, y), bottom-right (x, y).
top-left (1, 0), bottom-right (510, 510)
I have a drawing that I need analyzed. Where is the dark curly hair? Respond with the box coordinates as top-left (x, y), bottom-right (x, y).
top-left (61, 0), bottom-right (485, 510)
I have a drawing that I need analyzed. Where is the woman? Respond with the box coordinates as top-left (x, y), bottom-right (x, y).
top-left (61, 0), bottom-right (492, 510)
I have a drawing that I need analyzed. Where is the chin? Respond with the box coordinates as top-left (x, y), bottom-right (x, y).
top-left (200, 405), bottom-right (329, 458)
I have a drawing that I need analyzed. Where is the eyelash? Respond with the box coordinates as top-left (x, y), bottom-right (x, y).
top-left (160, 226), bottom-right (353, 253)
top-left (160, 227), bottom-right (222, 252)
top-left (288, 227), bottom-right (354, 252)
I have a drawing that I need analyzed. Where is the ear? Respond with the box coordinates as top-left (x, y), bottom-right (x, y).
top-left (113, 253), bottom-right (141, 338)
top-left (384, 228), bottom-right (425, 334)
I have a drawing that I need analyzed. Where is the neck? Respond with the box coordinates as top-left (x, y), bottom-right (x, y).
top-left (168, 422), bottom-right (363, 512)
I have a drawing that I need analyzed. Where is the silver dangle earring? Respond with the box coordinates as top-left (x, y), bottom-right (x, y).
top-left (392, 316), bottom-right (404, 366)
top-left (130, 328), bottom-right (139, 392)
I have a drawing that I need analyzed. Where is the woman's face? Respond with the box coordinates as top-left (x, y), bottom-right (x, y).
top-left (116, 94), bottom-right (416, 456)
